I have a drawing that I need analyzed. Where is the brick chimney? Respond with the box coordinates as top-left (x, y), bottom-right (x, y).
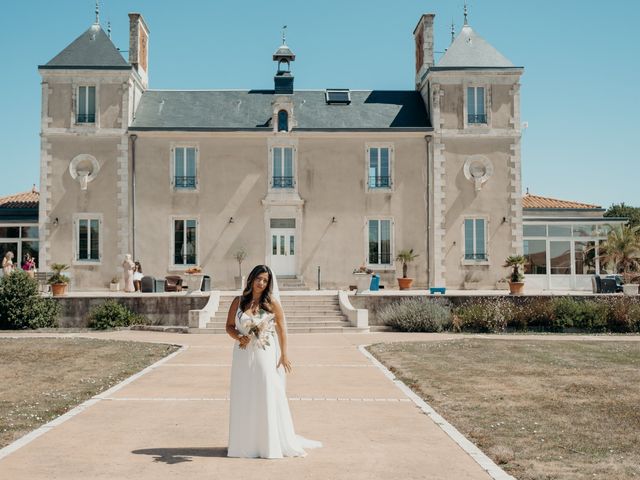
top-left (413, 14), bottom-right (435, 90)
top-left (128, 13), bottom-right (150, 89)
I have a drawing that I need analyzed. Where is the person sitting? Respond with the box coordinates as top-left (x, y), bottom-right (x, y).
top-left (133, 261), bottom-right (144, 292)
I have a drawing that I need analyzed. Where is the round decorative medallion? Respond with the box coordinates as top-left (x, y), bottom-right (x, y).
top-left (463, 155), bottom-right (493, 191)
top-left (69, 154), bottom-right (100, 190)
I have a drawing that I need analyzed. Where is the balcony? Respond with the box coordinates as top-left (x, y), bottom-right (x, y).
top-left (174, 176), bottom-right (197, 188)
top-left (369, 176), bottom-right (391, 188)
top-left (272, 176), bottom-right (294, 188)
top-left (76, 113), bottom-right (95, 123)
top-left (467, 114), bottom-right (487, 124)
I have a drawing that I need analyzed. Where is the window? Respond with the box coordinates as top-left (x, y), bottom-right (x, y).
top-left (368, 219), bottom-right (392, 265)
top-left (467, 86), bottom-right (486, 124)
top-left (272, 146), bottom-right (294, 188)
top-left (173, 219), bottom-right (197, 265)
top-left (76, 217), bottom-right (100, 261)
top-left (77, 86), bottom-right (96, 123)
top-left (464, 218), bottom-right (486, 260)
top-left (173, 147), bottom-right (197, 189)
top-left (325, 89), bottom-right (351, 104)
top-left (368, 147), bottom-right (391, 189)
top-left (524, 239), bottom-right (547, 274)
top-left (277, 110), bottom-right (289, 132)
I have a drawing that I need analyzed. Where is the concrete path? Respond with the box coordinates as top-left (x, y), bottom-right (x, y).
top-left (3, 330), bottom-right (606, 480)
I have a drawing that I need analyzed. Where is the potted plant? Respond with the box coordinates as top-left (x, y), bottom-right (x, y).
top-left (597, 225), bottom-right (640, 296)
top-left (503, 255), bottom-right (526, 295)
top-left (48, 263), bottom-right (70, 296)
top-left (352, 264), bottom-right (373, 293)
top-left (233, 248), bottom-right (247, 290)
top-left (110, 276), bottom-right (120, 292)
top-left (396, 249), bottom-right (419, 290)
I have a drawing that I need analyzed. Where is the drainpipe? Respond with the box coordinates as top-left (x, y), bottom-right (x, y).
top-left (424, 135), bottom-right (432, 287)
top-left (130, 134), bottom-right (138, 259)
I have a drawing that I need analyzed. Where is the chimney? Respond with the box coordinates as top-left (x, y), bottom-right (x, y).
top-left (128, 13), bottom-right (150, 89)
top-left (413, 14), bottom-right (435, 90)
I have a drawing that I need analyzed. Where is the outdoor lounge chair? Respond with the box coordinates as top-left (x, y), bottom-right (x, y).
top-left (140, 275), bottom-right (155, 293)
top-left (164, 275), bottom-right (183, 292)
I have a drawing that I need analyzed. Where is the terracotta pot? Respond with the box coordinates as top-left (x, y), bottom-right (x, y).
top-left (398, 278), bottom-right (414, 290)
top-left (51, 283), bottom-right (67, 296)
top-left (508, 281), bottom-right (524, 295)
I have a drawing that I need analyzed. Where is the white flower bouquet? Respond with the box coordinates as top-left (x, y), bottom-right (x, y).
top-left (238, 312), bottom-right (275, 350)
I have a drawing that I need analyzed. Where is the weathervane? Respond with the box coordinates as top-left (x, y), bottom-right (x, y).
top-left (463, 2), bottom-right (468, 26)
top-left (107, 20), bottom-right (111, 38)
top-left (451, 19), bottom-right (455, 43)
top-left (95, 0), bottom-right (100, 24)
top-left (282, 25), bottom-right (287, 45)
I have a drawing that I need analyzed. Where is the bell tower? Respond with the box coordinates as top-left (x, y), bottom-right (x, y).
top-left (273, 28), bottom-right (295, 95)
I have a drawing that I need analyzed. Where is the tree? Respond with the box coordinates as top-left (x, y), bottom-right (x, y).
top-left (604, 203), bottom-right (640, 228)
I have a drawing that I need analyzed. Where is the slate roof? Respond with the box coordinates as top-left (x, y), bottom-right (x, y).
top-left (435, 25), bottom-right (516, 69)
top-left (0, 189), bottom-right (39, 209)
top-left (40, 23), bottom-right (130, 70)
top-left (129, 90), bottom-right (431, 131)
top-left (523, 194), bottom-right (601, 210)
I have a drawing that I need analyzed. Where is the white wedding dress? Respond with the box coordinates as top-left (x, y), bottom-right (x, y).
top-left (227, 306), bottom-right (321, 458)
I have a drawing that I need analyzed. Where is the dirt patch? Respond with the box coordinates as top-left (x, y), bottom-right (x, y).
top-left (368, 339), bottom-right (640, 480)
top-left (0, 337), bottom-right (179, 448)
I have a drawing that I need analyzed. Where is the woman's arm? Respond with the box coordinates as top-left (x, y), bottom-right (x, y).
top-left (225, 297), bottom-right (250, 349)
top-left (272, 299), bottom-right (292, 373)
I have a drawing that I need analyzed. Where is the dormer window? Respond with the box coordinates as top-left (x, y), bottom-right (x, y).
top-left (467, 86), bottom-right (486, 124)
top-left (325, 89), bottom-right (351, 105)
top-left (77, 86), bottom-right (96, 123)
top-left (277, 110), bottom-right (289, 132)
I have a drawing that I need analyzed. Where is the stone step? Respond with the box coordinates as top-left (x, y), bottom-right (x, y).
top-left (193, 326), bottom-right (354, 334)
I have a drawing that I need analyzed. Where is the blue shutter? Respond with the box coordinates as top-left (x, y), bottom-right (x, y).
top-left (175, 148), bottom-right (185, 177)
top-left (284, 147), bottom-right (293, 179)
top-left (464, 219), bottom-right (474, 259)
top-left (87, 86), bottom-right (96, 117)
top-left (273, 148), bottom-right (282, 179)
top-left (380, 220), bottom-right (391, 264)
top-left (475, 219), bottom-right (485, 259)
top-left (186, 148), bottom-right (196, 179)
top-left (467, 88), bottom-right (476, 116)
top-left (477, 87), bottom-right (485, 115)
top-left (368, 220), bottom-right (379, 264)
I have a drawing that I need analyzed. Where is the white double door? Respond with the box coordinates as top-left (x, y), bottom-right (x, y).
top-left (270, 228), bottom-right (296, 276)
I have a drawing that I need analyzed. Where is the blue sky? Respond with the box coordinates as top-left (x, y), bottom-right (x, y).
top-left (1, 0), bottom-right (638, 207)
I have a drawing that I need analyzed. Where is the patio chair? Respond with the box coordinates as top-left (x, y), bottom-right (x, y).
top-left (591, 275), bottom-right (602, 293)
top-left (164, 275), bottom-right (183, 292)
top-left (140, 275), bottom-right (155, 293)
top-left (600, 277), bottom-right (617, 294)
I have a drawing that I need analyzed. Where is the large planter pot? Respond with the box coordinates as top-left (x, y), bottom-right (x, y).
top-left (185, 273), bottom-right (204, 294)
top-left (109, 282), bottom-right (120, 292)
top-left (354, 273), bottom-right (371, 293)
top-left (623, 284), bottom-right (639, 296)
top-left (508, 281), bottom-right (524, 295)
top-left (51, 283), bottom-right (68, 296)
top-left (234, 276), bottom-right (246, 290)
top-left (398, 277), bottom-right (414, 290)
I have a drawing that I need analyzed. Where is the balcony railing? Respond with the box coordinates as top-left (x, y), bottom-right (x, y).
top-left (369, 252), bottom-right (392, 264)
top-left (369, 176), bottom-right (391, 188)
top-left (272, 176), bottom-right (294, 188)
top-left (465, 253), bottom-right (488, 261)
top-left (468, 114), bottom-right (487, 124)
top-left (174, 176), bottom-right (197, 188)
top-left (77, 113), bottom-right (95, 123)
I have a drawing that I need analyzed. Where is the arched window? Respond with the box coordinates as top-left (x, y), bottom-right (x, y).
top-left (277, 110), bottom-right (289, 132)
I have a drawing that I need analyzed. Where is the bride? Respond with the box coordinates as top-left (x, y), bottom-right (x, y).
top-left (225, 264), bottom-right (321, 458)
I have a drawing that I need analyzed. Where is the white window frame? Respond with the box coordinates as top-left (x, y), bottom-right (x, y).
top-left (72, 213), bottom-right (103, 265)
top-left (461, 216), bottom-right (489, 265)
top-left (463, 84), bottom-right (490, 129)
top-left (170, 144), bottom-right (199, 192)
top-left (75, 85), bottom-right (98, 125)
top-left (268, 145), bottom-right (297, 192)
top-left (365, 143), bottom-right (394, 192)
top-left (170, 216), bottom-right (199, 270)
top-left (365, 217), bottom-right (395, 270)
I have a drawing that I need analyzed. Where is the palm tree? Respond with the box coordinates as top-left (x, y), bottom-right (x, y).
top-left (503, 255), bottom-right (526, 283)
top-left (597, 225), bottom-right (640, 284)
top-left (395, 249), bottom-right (419, 278)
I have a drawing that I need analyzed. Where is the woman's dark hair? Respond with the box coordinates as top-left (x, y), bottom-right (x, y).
top-left (239, 265), bottom-right (274, 313)
top-left (135, 261), bottom-right (142, 273)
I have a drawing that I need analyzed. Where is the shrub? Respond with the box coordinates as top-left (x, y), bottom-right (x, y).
top-left (0, 270), bottom-right (60, 329)
top-left (88, 300), bottom-right (146, 330)
top-left (509, 297), bottom-right (555, 331)
top-left (549, 297), bottom-right (609, 332)
top-left (380, 298), bottom-right (452, 332)
top-left (454, 297), bottom-right (513, 333)
top-left (604, 297), bottom-right (640, 333)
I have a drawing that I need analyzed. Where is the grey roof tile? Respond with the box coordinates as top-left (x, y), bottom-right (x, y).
top-left (437, 25), bottom-right (514, 68)
top-left (40, 24), bottom-right (130, 69)
top-left (130, 90), bottom-right (431, 131)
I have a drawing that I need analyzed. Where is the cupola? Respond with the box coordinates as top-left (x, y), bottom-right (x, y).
top-left (273, 29), bottom-right (295, 95)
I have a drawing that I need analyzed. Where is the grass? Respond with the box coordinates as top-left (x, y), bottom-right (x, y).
top-left (0, 337), bottom-right (179, 449)
top-left (367, 339), bottom-right (640, 480)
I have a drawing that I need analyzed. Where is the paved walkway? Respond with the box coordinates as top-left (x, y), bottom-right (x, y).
top-left (3, 331), bottom-right (637, 479)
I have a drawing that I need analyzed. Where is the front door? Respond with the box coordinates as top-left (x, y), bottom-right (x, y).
top-left (271, 227), bottom-right (296, 276)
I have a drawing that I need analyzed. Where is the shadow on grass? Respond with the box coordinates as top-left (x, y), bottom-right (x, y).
top-left (132, 447), bottom-right (228, 464)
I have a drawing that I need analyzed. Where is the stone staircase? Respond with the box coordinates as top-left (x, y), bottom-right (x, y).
top-left (277, 276), bottom-right (308, 291)
top-left (203, 294), bottom-right (353, 333)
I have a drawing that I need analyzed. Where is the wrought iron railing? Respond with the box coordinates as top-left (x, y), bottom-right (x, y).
top-left (465, 253), bottom-right (488, 260)
top-left (77, 113), bottom-right (95, 123)
top-left (369, 253), bottom-right (392, 264)
top-left (468, 114), bottom-right (487, 124)
top-left (175, 176), bottom-right (197, 188)
top-left (272, 176), bottom-right (294, 188)
top-left (369, 176), bottom-right (391, 188)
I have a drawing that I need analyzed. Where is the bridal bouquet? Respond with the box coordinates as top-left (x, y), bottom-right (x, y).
top-left (238, 313), bottom-right (275, 350)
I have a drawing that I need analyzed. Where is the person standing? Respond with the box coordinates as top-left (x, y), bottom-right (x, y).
top-left (2, 252), bottom-right (15, 276)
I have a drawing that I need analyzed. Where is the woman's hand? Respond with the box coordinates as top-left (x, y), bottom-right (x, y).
top-left (277, 354), bottom-right (292, 374)
top-left (238, 335), bottom-right (251, 349)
